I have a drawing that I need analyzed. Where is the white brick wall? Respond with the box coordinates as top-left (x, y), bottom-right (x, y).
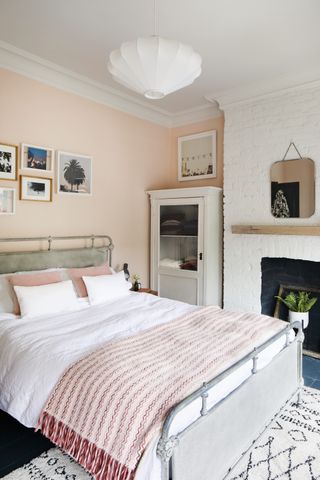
top-left (223, 85), bottom-right (320, 312)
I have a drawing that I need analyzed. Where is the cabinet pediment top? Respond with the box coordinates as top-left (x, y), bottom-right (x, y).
top-left (147, 187), bottom-right (222, 199)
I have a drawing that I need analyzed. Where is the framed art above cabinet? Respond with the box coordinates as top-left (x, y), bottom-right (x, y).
top-left (178, 130), bottom-right (216, 181)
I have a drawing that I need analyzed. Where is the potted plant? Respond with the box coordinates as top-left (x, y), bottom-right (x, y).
top-left (131, 274), bottom-right (141, 292)
top-left (275, 291), bottom-right (317, 328)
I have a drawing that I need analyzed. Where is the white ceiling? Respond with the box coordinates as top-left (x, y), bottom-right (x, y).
top-left (1, 0), bottom-right (320, 115)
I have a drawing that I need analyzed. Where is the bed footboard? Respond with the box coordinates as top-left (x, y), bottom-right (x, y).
top-left (157, 323), bottom-right (303, 480)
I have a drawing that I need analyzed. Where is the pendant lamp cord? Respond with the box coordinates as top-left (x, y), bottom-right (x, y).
top-left (154, 0), bottom-right (159, 36)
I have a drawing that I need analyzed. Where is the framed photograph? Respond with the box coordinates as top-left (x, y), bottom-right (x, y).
top-left (20, 175), bottom-right (52, 202)
top-left (0, 143), bottom-right (18, 181)
top-left (21, 143), bottom-right (54, 172)
top-left (57, 151), bottom-right (92, 195)
top-left (0, 187), bottom-right (15, 214)
top-left (178, 130), bottom-right (217, 181)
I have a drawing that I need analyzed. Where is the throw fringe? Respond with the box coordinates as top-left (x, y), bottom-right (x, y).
top-left (37, 412), bottom-right (135, 480)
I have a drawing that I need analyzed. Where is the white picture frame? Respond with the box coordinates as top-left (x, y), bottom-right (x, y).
top-left (57, 151), bottom-right (92, 196)
top-left (0, 187), bottom-right (16, 214)
top-left (178, 130), bottom-right (217, 181)
top-left (20, 143), bottom-right (54, 173)
top-left (0, 143), bottom-right (18, 181)
top-left (20, 175), bottom-right (52, 202)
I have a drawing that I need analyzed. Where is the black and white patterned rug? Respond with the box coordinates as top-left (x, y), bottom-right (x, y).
top-left (4, 388), bottom-right (320, 480)
top-left (228, 387), bottom-right (320, 480)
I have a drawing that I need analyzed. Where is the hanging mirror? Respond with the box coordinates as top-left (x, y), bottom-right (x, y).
top-left (271, 158), bottom-right (315, 218)
top-left (270, 144), bottom-right (315, 218)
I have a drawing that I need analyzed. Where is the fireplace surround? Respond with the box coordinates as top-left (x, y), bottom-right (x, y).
top-left (261, 257), bottom-right (320, 356)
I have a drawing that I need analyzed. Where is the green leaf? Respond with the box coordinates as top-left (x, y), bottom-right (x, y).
top-left (305, 297), bottom-right (317, 312)
top-left (275, 291), bottom-right (317, 313)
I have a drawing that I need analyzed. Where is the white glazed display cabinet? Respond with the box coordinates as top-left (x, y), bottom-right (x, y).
top-left (148, 187), bottom-right (222, 306)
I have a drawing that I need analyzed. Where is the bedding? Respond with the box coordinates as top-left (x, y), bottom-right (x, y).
top-left (0, 293), bottom-right (291, 480)
top-left (38, 306), bottom-right (286, 480)
top-left (67, 263), bottom-right (112, 297)
top-left (83, 270), bottom-right (131, 305)
top-left (0, 268), bottom-right (64, 315)
top-left (7, 270), bottom-right (64, 314)
top-left (0, 272), bottom-right (14, 314)
top-left (14, 280), bottom-right (80, 319)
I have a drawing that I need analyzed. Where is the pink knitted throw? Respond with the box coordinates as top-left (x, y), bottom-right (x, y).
top-left (38, 306), bottom-right (285, 480)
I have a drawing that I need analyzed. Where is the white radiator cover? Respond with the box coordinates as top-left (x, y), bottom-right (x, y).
top-left (223, 84), bottom-right (320, 313)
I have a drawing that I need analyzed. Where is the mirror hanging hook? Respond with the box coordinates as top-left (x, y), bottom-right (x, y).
top-left (282, 141), bottom-right (303, 162)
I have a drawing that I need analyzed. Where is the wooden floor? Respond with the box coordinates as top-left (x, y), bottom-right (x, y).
top-left (1, 355), bottom-right (319, 478)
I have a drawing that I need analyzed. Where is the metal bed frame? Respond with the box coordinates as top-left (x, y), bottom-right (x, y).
top-left (157, 322), bottom-right (303, 480)
top-left (0, 235), bottom-right (114, 273)
top-left (0, 234), bottom-right (114, 254)
top-left (0, 235), bottom-right (303, 480)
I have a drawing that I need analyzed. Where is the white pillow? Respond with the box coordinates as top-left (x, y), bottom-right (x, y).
top-left (0, 268), bottom-right (65, 315)
top-left (14, 280), bottom-right (80, 319)
top-left (83, 270), bottom-right (132, 305)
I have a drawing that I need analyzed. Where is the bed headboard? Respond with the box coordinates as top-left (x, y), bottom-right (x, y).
top-left (0, 235), bottom-right (114, 275)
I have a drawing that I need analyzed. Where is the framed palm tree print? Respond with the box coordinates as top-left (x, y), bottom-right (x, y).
top-left (57, 151), bottom-right (92, 195)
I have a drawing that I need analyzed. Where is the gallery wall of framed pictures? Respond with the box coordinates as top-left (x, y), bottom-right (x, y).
top-left (0, 141), bottom-right (93, 215)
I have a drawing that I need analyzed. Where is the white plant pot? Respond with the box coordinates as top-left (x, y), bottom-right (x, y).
top-left (289, 310), bottom-right (309, 329)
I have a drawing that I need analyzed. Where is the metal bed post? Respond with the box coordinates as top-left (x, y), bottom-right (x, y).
top-left (296, 323), bottom-right (305, 405)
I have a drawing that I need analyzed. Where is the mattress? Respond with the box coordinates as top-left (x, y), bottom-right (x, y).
top-left (0, 293), bottom-right (291, 480)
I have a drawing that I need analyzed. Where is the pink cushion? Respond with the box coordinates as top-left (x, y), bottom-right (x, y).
top-left (67, 264), bottom-right (112, 297)
top-left (8, 271), bottom-right (63, 315)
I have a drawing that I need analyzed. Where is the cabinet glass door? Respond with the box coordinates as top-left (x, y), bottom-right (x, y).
top-left (159, 203), bottom-right (199, 272)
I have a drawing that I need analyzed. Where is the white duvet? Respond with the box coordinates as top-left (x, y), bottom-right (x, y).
top-left (0, 293), bottom-right (290, 480)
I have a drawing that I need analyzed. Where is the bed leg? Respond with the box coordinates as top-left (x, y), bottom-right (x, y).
top-left (157, 436), bottom-right (179, 480)
top-left (296, 324), bottom-right (305, 407)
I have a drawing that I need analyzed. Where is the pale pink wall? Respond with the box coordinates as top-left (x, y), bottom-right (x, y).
top-left (168, 117), bottom-right (224, 188)
top-left (0, 69), bottom-right (225, 285)
top-left (0, 68), bottom-right (171, 285)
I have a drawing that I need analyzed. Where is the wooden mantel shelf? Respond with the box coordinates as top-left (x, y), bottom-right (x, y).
top-left (231, 225), bottom-right (320, 236)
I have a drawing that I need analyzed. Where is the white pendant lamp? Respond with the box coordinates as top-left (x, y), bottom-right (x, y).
top-left (107, 2), bottom-right (202, 99)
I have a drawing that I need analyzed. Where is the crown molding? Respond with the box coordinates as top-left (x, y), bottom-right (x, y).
top-left (207, 68), bottom-right (320, 110)
top-left (0, 41), bottom-right (170, 126)
top-left (0, 40), bottom-right (221, 128)
top-left (1, 40), bottom-right (319, 124)
top-left (170, 102), bottom-right (222, 127)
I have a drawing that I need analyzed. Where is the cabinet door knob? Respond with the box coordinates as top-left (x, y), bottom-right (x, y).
top-left (199, 253), bottom-right (203, 260)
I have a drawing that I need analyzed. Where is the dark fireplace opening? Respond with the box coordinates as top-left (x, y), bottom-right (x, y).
top-left (261, 257), bottom-right (320, 356)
